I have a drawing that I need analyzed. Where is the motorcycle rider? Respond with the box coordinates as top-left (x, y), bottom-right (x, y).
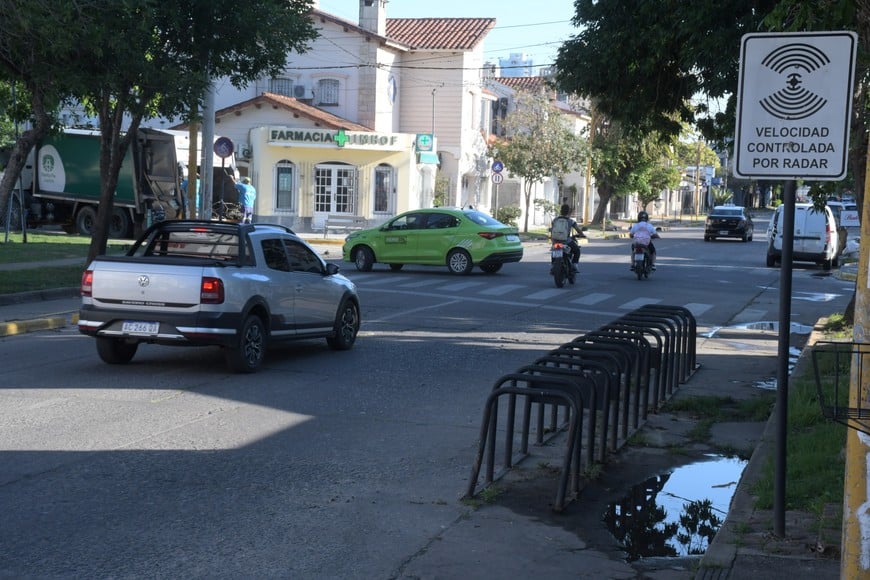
top-left (629, 210), bottom-right (658, 270)
top-left (550, 204), bottom-right (586, 272)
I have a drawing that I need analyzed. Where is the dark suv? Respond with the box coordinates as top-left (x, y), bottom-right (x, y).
top-left (704, 205), bottom-right (754, 242)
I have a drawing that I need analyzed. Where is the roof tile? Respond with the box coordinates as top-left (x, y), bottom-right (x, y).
top-left (386, 18), bottom-right (496, 51)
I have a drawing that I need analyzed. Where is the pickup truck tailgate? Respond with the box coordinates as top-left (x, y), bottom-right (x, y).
top-left (91, 263), bottom-right (206, 310)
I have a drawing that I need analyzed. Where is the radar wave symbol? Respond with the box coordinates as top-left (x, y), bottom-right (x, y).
top-left (759, 43), bottom-right (830, 120)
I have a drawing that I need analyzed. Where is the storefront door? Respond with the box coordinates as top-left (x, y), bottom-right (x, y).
top-left (313, 163), bottom-right (358, 228)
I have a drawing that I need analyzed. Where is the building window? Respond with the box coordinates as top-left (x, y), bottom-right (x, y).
top-left (269, 77), bottom-right (294, 98)
top-left (275, 160), bottom-right (296, 212)
top-left (373, 164), bottom-right (395, 214)
top-left (318, 79), bottom-right (340, 106)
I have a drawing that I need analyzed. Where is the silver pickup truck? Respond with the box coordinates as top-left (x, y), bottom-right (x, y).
top-left (78, 220), bottom-right (360, 372)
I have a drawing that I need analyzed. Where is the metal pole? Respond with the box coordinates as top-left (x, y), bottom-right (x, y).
top-left (774, 178), bottom-right (796, 537)
top-left (840, 133), bottom-right (870, 577)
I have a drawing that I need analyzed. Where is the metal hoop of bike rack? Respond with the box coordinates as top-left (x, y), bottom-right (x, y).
top-left (811, 341), bottom-right (870, 436)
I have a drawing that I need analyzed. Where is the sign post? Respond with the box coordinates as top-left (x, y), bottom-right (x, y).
top-left (734, 31), bottom-right (857, 540)
top-left (213, 137), bottom-right (234, 221)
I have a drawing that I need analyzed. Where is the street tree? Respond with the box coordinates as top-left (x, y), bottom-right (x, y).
top-left (0, 0), bottom-right (318, 262)
top-left (487, 90), bottom-right (589, 232)
top-left (0, 2), bottom-right (87, 229)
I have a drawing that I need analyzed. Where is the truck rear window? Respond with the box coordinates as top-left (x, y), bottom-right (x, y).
top-left (136, 230), bottom-right (241, 261)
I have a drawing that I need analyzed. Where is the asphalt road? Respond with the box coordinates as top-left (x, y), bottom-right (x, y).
top-left (0, 227), bottom-right (855, 578)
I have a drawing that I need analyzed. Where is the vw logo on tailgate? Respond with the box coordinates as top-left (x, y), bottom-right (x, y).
top-left (138, 275), bottom-right (150, 288)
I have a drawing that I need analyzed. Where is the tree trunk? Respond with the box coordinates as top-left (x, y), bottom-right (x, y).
top-left (0, 98), bottom-right (52, 230)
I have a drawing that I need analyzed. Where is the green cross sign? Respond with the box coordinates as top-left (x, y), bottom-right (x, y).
top-left (334, 130), bottom-right (349, 147)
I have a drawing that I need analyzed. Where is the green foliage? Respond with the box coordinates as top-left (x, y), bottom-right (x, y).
top-left (554, 1), bottom-right (783, 148)
top-left (711, 187), bottom-right (732, 206)
top-left (533, 198), bottom-right (559, 222)
top-left (488, 90), bottom-right (589, 231)
top-left (496, 205), bottom-right (522, 227)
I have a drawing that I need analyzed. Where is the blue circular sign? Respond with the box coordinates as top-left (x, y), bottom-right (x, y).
top-left (214, 136), bottom-right (234, 159)
top-left (492, 160), bottom-right (504, 173)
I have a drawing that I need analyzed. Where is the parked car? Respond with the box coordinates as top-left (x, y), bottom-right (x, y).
top-left (765, 203), bottom-right (840, 270)
top-left (342, 207), bottom-right (524, 274)
top-left (704, 205), bottom-right (754, 242)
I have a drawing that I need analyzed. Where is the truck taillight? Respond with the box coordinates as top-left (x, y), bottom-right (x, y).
top-left (81, 270), bottom-right (93, 297)
top-left (200, 277), bottom-right (225, 304)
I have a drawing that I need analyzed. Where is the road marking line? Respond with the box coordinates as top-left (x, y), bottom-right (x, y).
top-left (438, 281), bottom-right (487, 292)
top-left (480, 284), bottom-right (527, 296)
top-left (619, 297), bottom-right (662, 310)
top-left (571, 292), bottom-right (611, 305)
top-left (524, 289), bottom-right (568, 300)
top-left (684, 303), bottom-right (713, 317)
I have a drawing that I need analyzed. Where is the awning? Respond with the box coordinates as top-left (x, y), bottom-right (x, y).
top-left (417, 152), bottom-right (440, 165)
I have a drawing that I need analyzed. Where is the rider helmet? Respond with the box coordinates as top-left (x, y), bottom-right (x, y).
top-left (638, 211), bottom-right (649, 222)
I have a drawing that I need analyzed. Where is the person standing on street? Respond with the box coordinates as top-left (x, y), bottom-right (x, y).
top-left (236, 177), bottom-right (257, 224)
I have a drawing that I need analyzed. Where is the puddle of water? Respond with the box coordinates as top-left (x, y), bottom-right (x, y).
top-left (752, 346), bottom-right (803, 389)
top-left (702, 321), bottom-right (814, 338)
top-left (603, 455), bottom-right (747, 561)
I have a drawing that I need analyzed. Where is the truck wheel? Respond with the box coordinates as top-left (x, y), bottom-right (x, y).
top-left (326, 299), bottom-right (360, 351)
top-left (225, 314), bottom-right (266, 373)
top-left (109, 208), bottom-right (131, 238)
top-left (75, 206), bottom-right (98, 236)
top-left (96, 337), bottom-right (138, 364)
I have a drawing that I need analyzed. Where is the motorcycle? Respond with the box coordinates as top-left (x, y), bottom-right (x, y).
top-left (550, 235), bottom-right (580, 288)
top-left (631, 242), bottom-right (653, 280)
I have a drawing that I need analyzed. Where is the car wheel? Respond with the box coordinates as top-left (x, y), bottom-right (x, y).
top-left (225, 314), bottom-right (266, 373)
top-left (704, 236), bottom-right (710, 242)
top-left (327, 299), bottom-right (360, 351)
top-left (766, 254), bottom-right (776, 267)
top-left (353, 246), bottom-right (374, 272)
top-left (822, 259), bottom-right (833, 271)
top-left (480, 263), bottom-right (502, 274)
top-left (96, 337), bottom-right (138, 364)
top-left (741, 233), bottom-right (748, 242)
top-left (389, 263), bottom-right (404, 271)
top-left (446, 249), bottom-right (473, 275)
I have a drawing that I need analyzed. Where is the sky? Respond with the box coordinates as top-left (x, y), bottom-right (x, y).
top-left (315, 0), bottom-right (580, 72)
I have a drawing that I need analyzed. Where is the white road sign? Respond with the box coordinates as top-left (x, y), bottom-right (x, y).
top-left (734, 31), bottom-right (857, 180)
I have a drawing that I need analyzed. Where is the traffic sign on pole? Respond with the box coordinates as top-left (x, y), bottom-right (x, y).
top-left (733, 31), bottom-right (857, 180)
top-left (491, 173), bottom-right (504, 184)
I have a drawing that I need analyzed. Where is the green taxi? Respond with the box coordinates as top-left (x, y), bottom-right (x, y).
top-left (342, 207), bottom-right (523, 275)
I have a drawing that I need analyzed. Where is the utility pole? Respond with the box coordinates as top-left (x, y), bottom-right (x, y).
top-left (840, 137), bottom-right (870, 578)
top-left (694, 139), bottom-right (702, 220)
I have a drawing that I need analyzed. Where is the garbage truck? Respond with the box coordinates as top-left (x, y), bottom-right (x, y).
top-left (11, 128), bottom-right (238, 238)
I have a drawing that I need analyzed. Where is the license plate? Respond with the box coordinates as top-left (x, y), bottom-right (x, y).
top-left (505, 234), bottom-right (519, 242)
top-left (121, 321), bottom-right (159, 335)
top-left (634, 253), bottom-right (645, 261)
top-left (552, 249), bottom-right (563, 259)
top-left (719, 230), bottom-right (729, 235)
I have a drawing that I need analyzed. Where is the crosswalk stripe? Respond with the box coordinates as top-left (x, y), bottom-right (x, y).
top-left (571, 292), bottom-right (611, 305)
top-left (480, 284), bottom-right (528, 296)
top-left (619, 297), bottom-right (662, 310)
top-left (438, 281), bottom-right (487, 292)
top-left (684, 303), bottom-right (713, 317)
top-left (398, 279), bottom-right (446, 289)
top-left (525, 288), bottom-right (569, 300)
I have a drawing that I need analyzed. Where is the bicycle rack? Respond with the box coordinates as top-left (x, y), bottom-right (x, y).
top-left (812, 341), bottom-right (870, 436)
top-left (464, 305), bottom-right (698, 511)
top-left (465, 372), bottom-right (594, 512)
